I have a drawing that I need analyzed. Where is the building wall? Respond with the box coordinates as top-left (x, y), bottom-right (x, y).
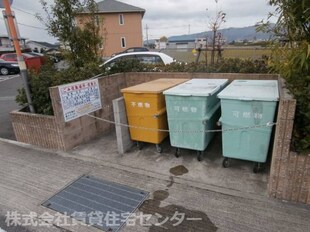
top-left (0, 37), bottom-right (11, 47)
top-left (76, 12), bottom-right (143, 57)
top-left (167, 42), bottom-right (196, 50)
top-left (0, 37), bottom-right (28, 52)
top-left (155, 41), bottom-right (167, 50)
top-left (26, 42), bottom-right (47, 52)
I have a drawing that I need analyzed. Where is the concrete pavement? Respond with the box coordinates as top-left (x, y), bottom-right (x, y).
top-left (0, 137), bottom-right (310, 232)
top-left (71, 133), bottom-right (270, 197)
top-left (0, 74), bottom-right (23, 140)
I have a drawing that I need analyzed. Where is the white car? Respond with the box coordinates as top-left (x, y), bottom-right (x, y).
top-left (101, 51), bottom-right (174, 68)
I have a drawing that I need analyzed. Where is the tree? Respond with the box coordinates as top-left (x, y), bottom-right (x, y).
top-left (159, 36), bottom-right (168, 42)
top-left (269, 0), bottom-right (310, 43)
top-left (258, 0), bottom-right (310, 152)
top-left (206, 0), bottom-right (226, 66)
top-left (37, 0), bottom-right (102, 67)
top-left (16, 0), bottom-right (103, 114)
top-left (209, 10), bottom-right (225, 65)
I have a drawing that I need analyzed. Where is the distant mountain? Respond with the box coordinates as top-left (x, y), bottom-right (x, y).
top-left (150, 25), bottom-right (273, 44)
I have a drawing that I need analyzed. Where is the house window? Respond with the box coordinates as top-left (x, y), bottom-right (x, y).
top-left (119, 14), bottom-right (124, 25)
top-left (121, 37), bottom-right (126, 48)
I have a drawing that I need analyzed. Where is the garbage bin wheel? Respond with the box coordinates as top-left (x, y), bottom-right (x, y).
top-left (175, 148), bottom-right (181, 158)
top-left (197, 151), bottom-right (203, 161)
top-left (137, 142), bottom-right (143, 150)
top-left (253, 163), bottom-right (262, 173)
top-left (156, 144), bottom-right (163, 153)
top-left (222, 158), bottom-right (230, 168)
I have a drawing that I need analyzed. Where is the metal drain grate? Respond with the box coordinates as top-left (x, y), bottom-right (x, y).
top-left (42, 175), bottom-right (149, 232)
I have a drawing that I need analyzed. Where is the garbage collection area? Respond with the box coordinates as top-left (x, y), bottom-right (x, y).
top-left (14, 72), bottom-right (301, 201)
top-left (117, 78), bottom-right (279, 174)
top-left (66, 73), bottom-right (278, 196)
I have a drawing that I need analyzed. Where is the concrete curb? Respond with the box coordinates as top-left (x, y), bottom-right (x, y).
top-left (0, 137), bottom-right (59, 154)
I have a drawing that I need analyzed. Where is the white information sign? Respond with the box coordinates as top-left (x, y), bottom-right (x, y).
top-left (59, 79), bottom-right (102, 122)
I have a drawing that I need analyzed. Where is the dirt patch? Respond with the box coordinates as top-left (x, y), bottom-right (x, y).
top-left (139, 190), bottom-right (217, 231)
top-left (169, 165), bottom-right (189, 176)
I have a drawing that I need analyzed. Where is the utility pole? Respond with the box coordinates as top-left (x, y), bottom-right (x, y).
top-left (188, 24), bottom-right (190, 34)
top-left (145, 24), bottom-right (149, 47)
top-left (205, 8), bottom-right (209, 67)
top-left (2, 0), bottom-right (35, 113)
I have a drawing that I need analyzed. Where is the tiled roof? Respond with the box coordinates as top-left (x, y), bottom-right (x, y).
top-left (84, 0), bottom-right (145, 15)
top-left (27, 41), bottom-right (59, 49)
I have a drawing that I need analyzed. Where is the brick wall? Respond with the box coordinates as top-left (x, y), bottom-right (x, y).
top-left (11, 109), bottom-right (64, 150)
top-left (268, 78), bottom-right (310, 204)
top-left (10, 72), bottom-right (279, 151)
top-left (48, 73), bottom-right (127, 150)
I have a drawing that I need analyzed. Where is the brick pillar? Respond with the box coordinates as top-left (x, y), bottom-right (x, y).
top-left (267, 77), bottom-right (310, 204)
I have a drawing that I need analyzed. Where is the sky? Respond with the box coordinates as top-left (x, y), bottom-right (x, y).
top-left (0, 0), bottom-right (277, 44)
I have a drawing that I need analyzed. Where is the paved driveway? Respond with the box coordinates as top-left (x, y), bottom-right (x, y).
top-left (0, 74), bottom-right (23, 140)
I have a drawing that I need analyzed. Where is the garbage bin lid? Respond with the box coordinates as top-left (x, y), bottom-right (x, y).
top-left (121, 78), bottom-right (189, 94)
top-left (163, 79), bottom-right (228, 96)
top-left (217, 80), bottom-right (279, 101)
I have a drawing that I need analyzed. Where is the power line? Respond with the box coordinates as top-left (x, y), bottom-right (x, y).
top-left (4, 7), bottom-right (46, 29)
top-left (11, 7), bottom-right (37, 17)
top-left (17, 22), bottom-right (45, 30)
top-left (0, 17), bottom-right (46, 30)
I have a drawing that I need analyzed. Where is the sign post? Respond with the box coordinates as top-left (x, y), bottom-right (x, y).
top-left (1, 0), bottom-right (35, 113)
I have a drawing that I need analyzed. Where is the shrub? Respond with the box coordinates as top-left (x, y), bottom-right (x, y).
top-left (106, 58), bottom-right (269, 75)
top-left (17, 57), bottom-right (269, 116)
top-left (257, 0), bottom-right (310, 153)
top-left (268, 41), bottom-right (310, 153)
top-left (16, 61), bottom-right (102, 115)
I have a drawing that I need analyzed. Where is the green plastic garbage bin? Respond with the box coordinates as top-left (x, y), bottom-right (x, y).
top-left (217, 80), bottom-right (279, 173)
top-left (163, 79), bottom-right (228, 161)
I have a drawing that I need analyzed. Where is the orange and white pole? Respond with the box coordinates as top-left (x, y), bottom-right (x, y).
top-left (2, 0), bottom-right (35, 113)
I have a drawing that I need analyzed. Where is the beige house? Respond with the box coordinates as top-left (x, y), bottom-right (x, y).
top-left (76, 0), bottom-right (145, 57)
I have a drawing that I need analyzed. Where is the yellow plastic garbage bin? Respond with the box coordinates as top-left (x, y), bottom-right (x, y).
top-left (121, 78), bottom-right (188, 152)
